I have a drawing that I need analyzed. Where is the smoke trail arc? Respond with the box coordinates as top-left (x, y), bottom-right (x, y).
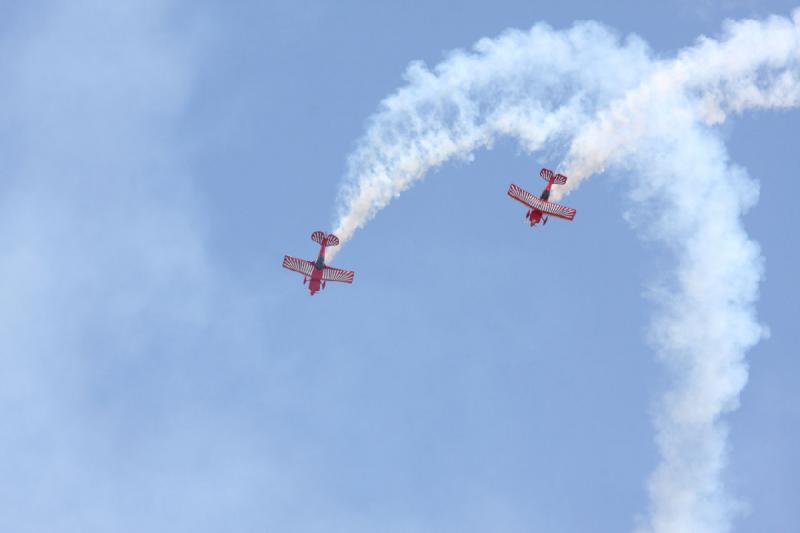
top-left (330, 11), bottom-right (800, 533)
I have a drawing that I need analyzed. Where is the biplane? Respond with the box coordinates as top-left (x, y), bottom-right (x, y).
top-left (508, 168), bottom-right (576, 227)
top-left (282, 231), bottom-right (355, 295)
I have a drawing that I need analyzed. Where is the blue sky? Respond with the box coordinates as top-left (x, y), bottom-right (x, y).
top-left (0, 1), bottom-right (798, 532)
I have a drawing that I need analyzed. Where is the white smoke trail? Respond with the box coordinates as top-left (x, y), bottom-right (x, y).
top-left (331, 10), bottom-right (800, 533)
top-left (558, 13), bottom-right (800, 533)
top-left (560, 11), bottom-right (800, 195)
top-left (330, 21), bottom-right (654, 250)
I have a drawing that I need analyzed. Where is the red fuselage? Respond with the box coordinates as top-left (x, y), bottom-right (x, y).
top-left (526, 181), bottom-right (553, 226)
top-left (307, 240), bottom-right (327, 295)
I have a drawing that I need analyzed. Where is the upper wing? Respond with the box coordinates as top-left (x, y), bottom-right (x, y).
top-left (322, 266), bottom-right (355, 284)
top-left (282, 255), bottom-right (314, 277)
top-left (508, 184), bottom-right (576, 221)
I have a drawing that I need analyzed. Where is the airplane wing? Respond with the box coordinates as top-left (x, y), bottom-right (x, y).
top-left (282, 255), bottom-right (314, 277)
top-left (508, 184), bottom-right (576, 221)
top-left (322, 266), bottom-right (355, 284)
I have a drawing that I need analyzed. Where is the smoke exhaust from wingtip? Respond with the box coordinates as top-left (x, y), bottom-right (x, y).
top-left (330, 11), bottom-right (800, 533)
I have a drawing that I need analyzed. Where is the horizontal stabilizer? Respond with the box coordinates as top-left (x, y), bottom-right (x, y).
top-left (540, 168), bottom-right (567, 185)
top-left (311, 231), bottom-right (340, 247)
top-left (311, 231), bottom-right (326, 245)
top-left (508, 184), bottom-right (576, 221)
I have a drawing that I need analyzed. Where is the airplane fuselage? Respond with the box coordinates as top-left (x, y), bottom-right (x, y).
top-left (526, 181), bottom-right (553, 226)
top-left (307, 241), bottom-right (327, 295)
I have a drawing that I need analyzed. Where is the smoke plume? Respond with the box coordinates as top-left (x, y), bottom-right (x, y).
top-left (332, 11), bottom-right (800, 533)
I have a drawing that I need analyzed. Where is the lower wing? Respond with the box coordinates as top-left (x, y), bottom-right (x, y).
top-left (322, 266), bottom-right (355, 284)
top-left (282, 255), bottom-right (314, 277)
top-left (508, 184), bottom-right (576, 221)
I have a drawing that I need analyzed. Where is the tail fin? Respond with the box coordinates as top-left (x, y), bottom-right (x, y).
top-left (311, 231), bottom-right (340, 247)
top-left (540, 168), bottom-right (568, 185)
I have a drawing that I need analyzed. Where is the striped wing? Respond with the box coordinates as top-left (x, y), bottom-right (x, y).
top-left (322, 266), bottom-right (354, 284)
top-left (282, 255), bottom-right (314, 277)
top-left (508, 184), bottom-right (576, 221)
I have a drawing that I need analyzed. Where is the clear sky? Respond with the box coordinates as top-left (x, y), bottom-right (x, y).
top-left (0, 1), bottom-right (798, 532)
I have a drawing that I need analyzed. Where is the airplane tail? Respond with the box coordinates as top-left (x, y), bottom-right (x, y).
top-left (540, 167), bottom-right (568, 185)
top-left (311, 231), bottom-right (340, 247)
top-left (311, 231), bottom-right (326, 244)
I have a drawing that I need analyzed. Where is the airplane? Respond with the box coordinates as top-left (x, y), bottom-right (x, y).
top-left (282, 231), bottom-right (355, 296)
top-left (507, 168), bottom-right (577, 227)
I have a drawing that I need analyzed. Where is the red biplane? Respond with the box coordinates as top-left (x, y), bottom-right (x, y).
top-left (282, 231), bottom-right (355, 296)
top-left (508, 168), bottom-right (577, 227)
